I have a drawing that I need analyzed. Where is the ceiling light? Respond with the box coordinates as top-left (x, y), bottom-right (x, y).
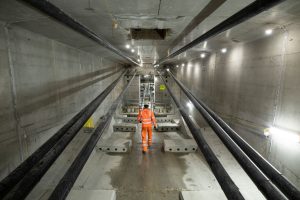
top-left (203, 41), bottom-right (207, 48)
top-left (187, 102), bottom-right (193, 109)
top-left (176, 65), bottom-right (179, 68)
top-left (265, 29), bottom-right (273, 35)
top-left (125, 44), bottom-right (130, 49)
top-left (221, 48), bottom-right (227, 53)
top-left (138, 59), bottom-right (141, 62)
top-left (264, 127), bottom-right (300, 144)
top-left (131, 49), bottom-right (135, 53)
top-left (200, 53), bottom-right (206, 58)
top-left (166, 68), bottom-right (170, 71)
top-left (181, 63), bottom-right (185, 67)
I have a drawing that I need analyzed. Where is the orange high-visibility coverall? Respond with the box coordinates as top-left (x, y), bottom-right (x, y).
top-left (137, 108), bottom-right (157, 152)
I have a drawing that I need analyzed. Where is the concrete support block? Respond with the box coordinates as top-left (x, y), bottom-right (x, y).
top-left (113, 123), bottom-right (137, 132)
top-left (122, 117), bottom-right (138, 123)
top-left (180, 191), bottom-right (226, 200)
top-left (67, 189), bottom-right (116, 200)
top-left (164, 139), bottom-right (197, 153)
top-left (156, 118), bottom-right (175, 123)
top-left (157, 123), bottom-right (180, 132)
top-left (97, 138), bottom-right (132, 153)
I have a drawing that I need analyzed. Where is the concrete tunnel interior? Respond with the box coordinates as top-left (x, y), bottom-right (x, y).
top-left (0, 0), bottom-right (300, 199)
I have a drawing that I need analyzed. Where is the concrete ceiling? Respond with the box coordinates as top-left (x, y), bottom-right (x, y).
top-left (0, 0), bottom-right (299, 66)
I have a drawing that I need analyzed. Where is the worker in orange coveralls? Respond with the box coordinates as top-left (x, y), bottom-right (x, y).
top-left (137, 104), bottom-right (157, 154)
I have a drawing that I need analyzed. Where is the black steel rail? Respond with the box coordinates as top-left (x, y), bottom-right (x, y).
top-left (0, 70), bottom-right (127, 198)
top-left (168, 70), bottom-right (300, 200)
top-left (20, 0), bottom-right (139, 66)
top-left (157, 72), bottom-right (245, 200)
top-left (164, 70), bottom-right (287, 200)
top-left (3, 70), bottom-right (128, 200)
top-left (48, 71), bottom-right (137, 200)
top-left (157, 0), bottom-right (285, 65)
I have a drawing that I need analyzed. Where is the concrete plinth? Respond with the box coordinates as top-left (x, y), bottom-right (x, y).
top-left (97, 138), bottom-right (132, 153)
top-left (113, 123), bottom-right (137, 132)
top-left (157, 122), bottom-right (180, 132)
top-left (67, 189), bottom-right (116, 200)
top-left (164, 139), bottom-right (197, 153)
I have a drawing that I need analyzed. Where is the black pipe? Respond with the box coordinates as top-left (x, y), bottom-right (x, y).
top-left (20, 0), bottom-right (139, 66)
top-left (157, 0), bottom-right (285, 64)
top-left (157, 73), bottom-right (245, 200)
top-left (0, 70), bottom-right (126, 198)
top-left (3, 70), bottom-right (128, 200)
top-left (168, 71), bottom-right (300, 200)
top-left (48, 72), bottom-right (136, 200)
top-left (164, 70), bottom-right (287, 200)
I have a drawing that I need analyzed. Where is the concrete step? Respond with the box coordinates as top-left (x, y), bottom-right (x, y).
top-left (180, 191), bottom-right (226, 200)
top-left (122, 117), bottom-right (177, 123)
top-left (156, 123), bottom-right (180, 132)
top-left (164, 139), bottom-right (197, 153)
top-left (97, 137), bottom-right (132, 153)
top-left (67, 189), bottom-right (116, 200)
top-left (113, 123), bottom-right (137, 132)
top-left (180, 190), bottom-right (265, 200)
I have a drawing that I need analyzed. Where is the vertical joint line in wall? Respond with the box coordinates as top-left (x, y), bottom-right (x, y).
top-left (272, 27), bottom-right (289, 126)
top-left (4, 25), bottom-right (24, 162)
top-left (157, 0), bottom-right (162, 16)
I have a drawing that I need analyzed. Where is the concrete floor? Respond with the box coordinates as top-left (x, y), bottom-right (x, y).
top-left (26, 123), bottom-right (266, 200)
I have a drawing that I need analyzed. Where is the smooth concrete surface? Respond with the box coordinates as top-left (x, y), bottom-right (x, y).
top-left (0, 22), bottom-right (124, 180)
top-left (180, 191), bottom-right (227, 200)
top-left (175, 23), bottom-right (300, 188)
top-left (25, 120), bottom-right (266, 200)
top-left (97, 136), bottom-right (132, 153)
top-left (164, 139), bottom-right (197, 153)
top-left (67, 189), bottom-right (116, 200)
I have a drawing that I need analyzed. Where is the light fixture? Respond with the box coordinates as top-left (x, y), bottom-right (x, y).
top-left (154, 77), bottom-right (158, 81)
top-left (265, 29), bottom-right (273, 36)
top-left (187, 63), bottom-right (192, 67)
top-left (203, 41), bottom-right (207, 48)
top-left (187, 102), bottom-right (193, 109)
top-left (200, 53), bottom-right (206, 58)
top-left (221, 48), bottom-right (227, 53)
top-left (176, 65), bottom-right (179, 68)
top-left (166, 68), bottom-right (170, 71)
top-left (138, 59), bottom-right (141, 62)
top-left (181, 63), bottom-right (185, 67)
top-left (131, 49), bottom-right (135, 53)
top-left (264, 127), bottom-right (300, 144)
top-left (125, 44), bottom-right (130, 49)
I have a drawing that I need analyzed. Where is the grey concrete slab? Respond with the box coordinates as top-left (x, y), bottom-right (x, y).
top-left (97, 138), bottom-right (132, 153)
top-left (67, 189), bottom-right (116, 200)
top-left (164, 139), bottom-right (197, 153)
top-left (157, 122), bottom-right (181, 132)
top-left (180, 190), bottom-right (227, 200)
top-left (113, 123), bottom-right (137, 132)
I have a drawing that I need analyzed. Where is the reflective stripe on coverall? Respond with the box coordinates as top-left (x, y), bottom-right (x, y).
top-left (137, 108), bottom-right (157, 152)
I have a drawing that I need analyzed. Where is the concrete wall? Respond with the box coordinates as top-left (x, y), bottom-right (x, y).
top-left (0, 22), bottom-right (125, 180)
top-left (175, 23), bottom-right (300, 188)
